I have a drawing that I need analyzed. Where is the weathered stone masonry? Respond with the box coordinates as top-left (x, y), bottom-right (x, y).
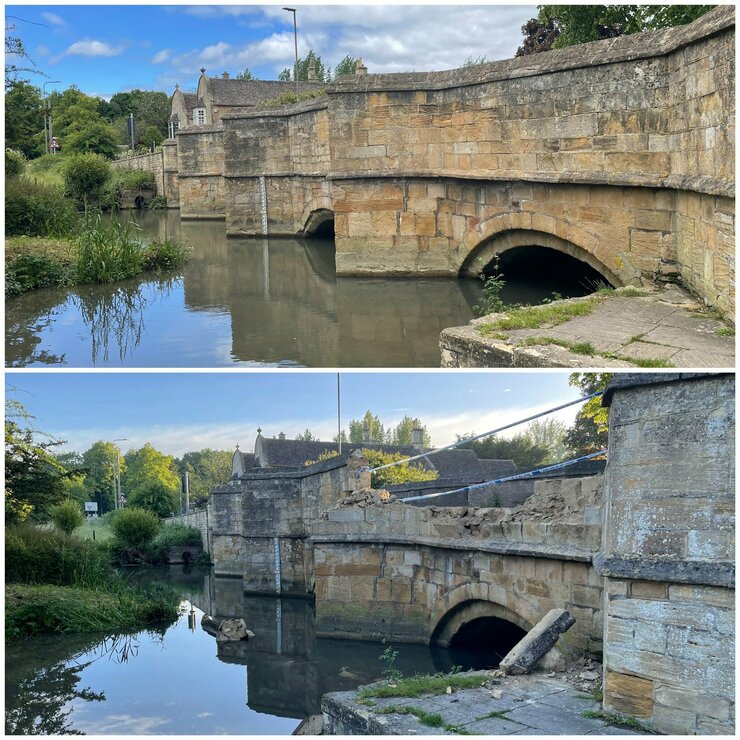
top-left (114, 8), bottom-right (734, 319)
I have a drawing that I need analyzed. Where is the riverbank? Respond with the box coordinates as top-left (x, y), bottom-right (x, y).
top-left (5, 230), bottom-right (190, 297)
top-left (322, 669), bottom-right (652, 735)
top-left (5, 582), bottom-right (177, 641)
top-left (440, 285), bottom-right (734, 368)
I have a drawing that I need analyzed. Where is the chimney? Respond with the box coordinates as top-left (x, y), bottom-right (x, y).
top-left (222, 71), bottom-right (230, 79)
top-left (278, 432), bottom-right (286, 440)
top-left (412, 427), bottom-right (424, 450)
top-left (307, 58), bottom-right (317, 81)
top-left (200, 67), bottom-right (206, 76)
top-left (362, 423), bottom-right (370, 443)
top-left (355, 58), bottom-right (368, 76)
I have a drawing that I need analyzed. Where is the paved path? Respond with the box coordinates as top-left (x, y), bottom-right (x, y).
top-left (440, 286), bottom-right (734, 368)
top-left (323, 673), bottom-right (651, 735)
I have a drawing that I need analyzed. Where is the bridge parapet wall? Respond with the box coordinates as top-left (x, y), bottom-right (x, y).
top-left (163, 508), bottom-right (210, 552)
top-left (112, 151), bottom-right (165, 198)
top-left (177, 125), bottom-right (225, 219)
top-left (598, 373), bottom-right (734, 735)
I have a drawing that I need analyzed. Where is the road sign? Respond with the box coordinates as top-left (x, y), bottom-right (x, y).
top-left (49, 137), bottom-right (60, 151)
top-left (84, 501), bottom-right (98, 512)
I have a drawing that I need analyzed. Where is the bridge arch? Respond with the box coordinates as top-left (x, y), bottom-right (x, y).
top-left (301, 205), bottom-right (334, 236)
top-left (458, 215), bottom-right (631, 289)
top-left (429, 584), bottom-right (533, 648)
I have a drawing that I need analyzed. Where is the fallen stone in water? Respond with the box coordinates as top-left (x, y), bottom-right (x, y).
top-left (499, 608), bottom-right (576, 675)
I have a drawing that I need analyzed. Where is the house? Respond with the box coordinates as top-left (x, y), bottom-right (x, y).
top-left (168, 68), bottom-right (324, 137)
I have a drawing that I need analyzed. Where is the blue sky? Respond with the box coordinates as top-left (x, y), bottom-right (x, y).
top-left (7, 4), bottom-right (536, 98)
top-left (6, 371), bottom-right (580, 456)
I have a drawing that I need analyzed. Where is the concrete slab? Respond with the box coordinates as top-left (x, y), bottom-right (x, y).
top-left (440, 286), bottom-right (734, 368)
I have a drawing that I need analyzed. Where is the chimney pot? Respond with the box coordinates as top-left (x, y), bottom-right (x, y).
top-left (412, 427), bottom-right (424, 450)
top-left (278, 432), bottom-right (286, 440)
top-left (222, 71), bottom-right (229, 79)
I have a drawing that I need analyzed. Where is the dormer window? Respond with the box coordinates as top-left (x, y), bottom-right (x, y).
top-left (168, 120), bottom-right (180, 138)
top-left (193, 107), bottom-right (206, 125)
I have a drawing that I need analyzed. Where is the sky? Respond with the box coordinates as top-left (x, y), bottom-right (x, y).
top-left (6, 371), bottom-right (583, 457)
top-left (7, 3), bottom-right (537, 99)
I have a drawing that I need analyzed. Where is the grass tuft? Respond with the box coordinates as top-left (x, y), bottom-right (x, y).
top-left (716, 326), bottom-right (735, 337)
top-left (479, 298), bottom-right (600, 334)
top-left (358, 673), bottom-right (484, 700)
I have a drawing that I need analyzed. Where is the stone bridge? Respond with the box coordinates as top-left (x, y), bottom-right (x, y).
top-left (115, 8), bottom-right (735, 319)
top-left (207, 373), bottom-right (734, 734)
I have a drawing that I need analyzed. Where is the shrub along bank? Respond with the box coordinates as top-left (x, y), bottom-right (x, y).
top-left (5, 525), bottom-right (179, 641)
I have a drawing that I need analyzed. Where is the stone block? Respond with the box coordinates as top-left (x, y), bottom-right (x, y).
top-left (630, 581), bottom-right (669, 600)
top-left (654, 686), bottom-right (730, 720)
top-left (604, 670), bottom-right (654, 718)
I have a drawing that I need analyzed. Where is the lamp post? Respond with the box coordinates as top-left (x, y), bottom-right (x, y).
top-left (283, 7), bottom-right (299, 94)
top-left (42, 80), bottom-right (61, 154)
top-left (113, 439), bottom-right (128, 510)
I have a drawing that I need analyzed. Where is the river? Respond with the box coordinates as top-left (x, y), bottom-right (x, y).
top-left (5, 568), bottom-right (492, 735)
top-left (6, 211), bottom-right (606, 368)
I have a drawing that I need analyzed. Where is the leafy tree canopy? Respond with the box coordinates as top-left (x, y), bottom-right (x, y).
top-left (522, 417), bottom-right (567, 464)
top-left (516, 4), bottom-right (715, 55)
top-left (127, 480), bottom-right (179, 518)
top-left (123, 443), bottom-right (180, 501)
top-left (459, 432), bottom-right (550, 471)
top-left (5, 397), bottom-right (81, 523)
top-left (333, 55), bottom-right (359, 78)
top-left (563, 372), bottom-right (612, 457)
top-left (81, 440), bottom-right (123, 513)
top-left (5, 81), bottom-right (43, 157)
top-left (363, 449), bottom-right (438, 488)
top-left (175, 448), bottom-right (231, 509)
top-left (236, 68), bottom-right (254, 80)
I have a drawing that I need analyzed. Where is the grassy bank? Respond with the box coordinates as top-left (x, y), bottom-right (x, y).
top-left (5, 525), bottom-right (179, 642)
top-left (6, 583), bottom-right (177, 640)
top-left (6, 220), bottom-right (189, 297)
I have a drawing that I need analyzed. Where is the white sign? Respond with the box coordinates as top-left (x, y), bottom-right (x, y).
top-left (49, 137), bottom-right (60, 150)
top-left (84, 501), bottom-right (98, 512)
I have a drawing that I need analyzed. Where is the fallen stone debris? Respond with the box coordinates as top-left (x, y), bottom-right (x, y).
top-left (201, 615), bottom-right (255, 642)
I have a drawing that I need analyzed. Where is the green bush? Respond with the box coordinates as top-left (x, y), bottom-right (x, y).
top-left (142, 238), bottom-right (190, 271)
top-left (76, 214), bottom-right (143, 283)
top-left (6, 149), bottom-right (26, 178)
top-left (117, 169), bottom-right (155, 189)
top-left (110, 507), bottom-right (161, 551)
top-left (149, 195), bottom-right (168, 210)
top-left (127, 481), bottom-right (179, 518)
top-left (154, 525), bottom-right (202, 548)
top-left (5, 178), bottom-right (79, 237)
top-left (62, 153), bottom-right (112, 208)
top-left (5, 252), bottom-right (75, 296)
top-left (5, 525), bottom-right (111, 587)
top-left (49, 500), bottom-right (85, 535)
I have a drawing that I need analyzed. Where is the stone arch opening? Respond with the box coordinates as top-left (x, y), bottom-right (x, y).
top-left (431, 599), bottom-right (530, 670)
top-left (459, 228), bottom-right (623, 304)
top-left (303, 208), bottom-right (335, 239)
top-left (134, 195), bottom-right (145, 209)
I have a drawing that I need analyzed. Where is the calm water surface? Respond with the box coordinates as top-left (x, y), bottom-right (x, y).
top-left (6, 212), bottom-right (481, 367)
top-left (5, 569), bottom-right (487, 735)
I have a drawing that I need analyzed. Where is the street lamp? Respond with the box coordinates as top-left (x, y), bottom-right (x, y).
top-left (113, 439), bottom-right (128, 510)
top-left (283, 7), bottom-right (299, 94)
top-left (42, 80), bottom-right (61, 154)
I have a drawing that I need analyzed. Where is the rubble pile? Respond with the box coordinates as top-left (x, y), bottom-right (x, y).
top-left (336, 488), bottom-right (396, 507)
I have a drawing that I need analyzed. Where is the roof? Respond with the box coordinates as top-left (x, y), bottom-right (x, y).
top-left (479, 459), bottom-right (518, 480)
top-left (208, 78), bottom-right (322, 107)
top-left (182, 93), bottom-right (198, 112)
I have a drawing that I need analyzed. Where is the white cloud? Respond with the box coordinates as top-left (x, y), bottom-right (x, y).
top-left (58, 40), bottom-right (124, 60)
top-left (161, 5), bottom-right (536, 82)
top-left (151, 49), bottom-right (171, 65)
top-left (36, 44), bottom-right (50, 57)
top-left (41, 11), bottom-right (65, 26)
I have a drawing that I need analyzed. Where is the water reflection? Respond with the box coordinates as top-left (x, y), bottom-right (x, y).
top-left (6, 211), bottom-right (479, 367)
top-left (4, 568), bottom-right (481, 735)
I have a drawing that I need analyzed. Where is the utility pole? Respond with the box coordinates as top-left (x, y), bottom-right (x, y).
top-left (283, 7), bottom-right (299, 94)
top-left (129, 113), bottom-right (135, 154)
top-left (337, 373), bottom-right (342, 454)
top-left (113, 439), bottom-right (128, 509)
top-left (42, 80), bottom-right (61, 154)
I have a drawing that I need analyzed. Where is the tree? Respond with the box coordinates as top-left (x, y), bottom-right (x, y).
top-left (333, 55), bottom-right (359, 79)
top-left (5, 81), bottom-right (43, 157)
top-left (5, 398), bottom-right (80, 523)
top-left (127, 480), bottom-right (179, 518)
top-left (526, 5), bottom-right (715, 52)
top-left (176, 448), bottom-right (231, 508)
top-left (349, 411), bottom-right (388, 444)
top-left (64, 118), bottom-right (118, 159)
top-left (49, 499), bottom-right (84, 534)
top-left (110, 506), bottom-right (161, 550)
top-left (81, 440), bottom-right (123, 514)
top-left (61, 153), bottom-right (112, 208)
top-left (5, 149), bottom-right (26, 177)
top-left (522, 418), bottom-right (567, 463)
top-left (295, 429), bottom-right (317, 441)
top-left (391, 416), bottom-right (432, 447)
top-left (563, 372), bottom-right (612, 456)
top-left (123, 443), bottom-right (180, 503)
top-left (279, 49), bottom-right (330, 82)
top-left (141, 125), bottom-right (164, 147)
top-left (236, 68), bottom-right (254, 80)
top-left (5, 21), bottom-right (40, 87)
top-left (363, 449), bottom-right (438, 488)
top-left (516, 17), bottom-right (560, 56)
top-left (460, 433), bottom-right (549, 470)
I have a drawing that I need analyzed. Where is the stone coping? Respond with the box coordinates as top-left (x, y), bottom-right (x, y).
top-left (594, 553), bottom-right (735, 588)
top-left (222, 96), bottom-right (328, 120)
top-left (324, 6), bottom-right (733, 95)
top-left (308, 533), bottom-right (596, 563)
top-left (113, 152), bottom-right (162, 164)
top-left (602, 372), bottom-right (732, 406)
top-left (176, 124), bottom-right (224, 136)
